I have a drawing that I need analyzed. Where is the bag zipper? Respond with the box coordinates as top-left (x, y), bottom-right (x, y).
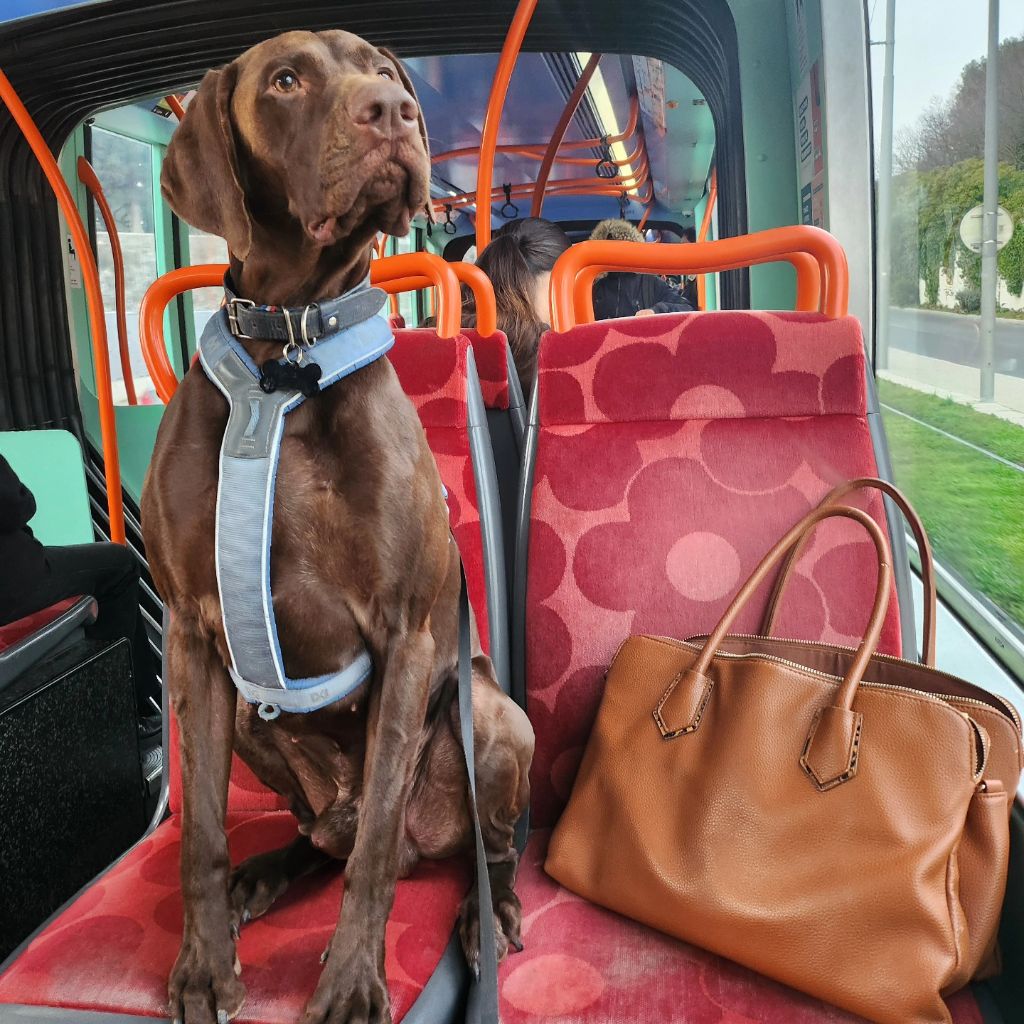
top-left (664, 632), bottom-right (1021, 733)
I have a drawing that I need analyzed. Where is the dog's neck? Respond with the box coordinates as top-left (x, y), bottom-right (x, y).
top-left (231, 223), bottom-right (377, 310)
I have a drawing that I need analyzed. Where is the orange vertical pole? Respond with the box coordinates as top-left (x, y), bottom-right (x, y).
top-left (165, 94), bottom-right (187, 120)
top-left (475, 0), bottom-right (538, 251)
top-left (696, 168), bottom-right (717, 311)
top-left (77, 157), bottom-right (137, 405)
top-left (531, 53), bottom-right (602, 218)
top-left (0, 66), bottom-right (125, 542)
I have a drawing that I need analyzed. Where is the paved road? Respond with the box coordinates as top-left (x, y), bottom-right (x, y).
top-left (886, 307), bottom-right (1024, 379)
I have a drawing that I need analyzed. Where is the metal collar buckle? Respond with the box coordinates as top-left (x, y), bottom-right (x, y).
top-left (226, 297), bottom-right (256, 338)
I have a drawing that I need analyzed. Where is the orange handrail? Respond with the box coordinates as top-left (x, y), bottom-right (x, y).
top-left (77, 157), bottom-right (137, 406)
top-left (475, 0), bottom-right (538, 251)
top-left (165, 94), bottom-right (187, 121)
top-left (139, 252), bottom-right (464, 402)
top-left (696, 168), bottom-right (718, 310)
top-left (0, 66), bottom-right (125, 542)
top-left (433, 96), bottom-right (641, 165)
top-left (532, 53), bottom-right (602, 218)
top-left (570, 248), bottom-right (822, 323)
top-left (550, 226), bottom-right (847, 331)
top-left (370, 252), bottom-right (461, 338)
top-left (139, 263), bottom-right (222, 403)
top-left (381, 262), bottom-right (497, 337)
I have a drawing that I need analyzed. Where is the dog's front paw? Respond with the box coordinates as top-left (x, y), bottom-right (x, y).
top-left (168, 930), bottom-right (245, 1024)
top-left (302, 941), bottom-right (391, 1024)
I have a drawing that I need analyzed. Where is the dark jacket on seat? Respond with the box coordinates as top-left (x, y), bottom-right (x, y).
top-left (0, 455), bottom-right (47, 623)
top-left (592, 272), bottom-right (694, 321)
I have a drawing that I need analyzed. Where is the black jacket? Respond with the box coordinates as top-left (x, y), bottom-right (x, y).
top-left (591, 272), bottom-right (694, 321)
top-left (0, 455), bottom-right (47, 623)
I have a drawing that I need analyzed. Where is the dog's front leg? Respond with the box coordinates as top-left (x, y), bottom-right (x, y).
top-left (166, 615), bottom-right (245, 1024)
top-left (302, 626), bottom-right (434, 1024)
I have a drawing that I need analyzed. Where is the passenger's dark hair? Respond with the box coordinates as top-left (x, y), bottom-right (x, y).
top-left (464, 217), bottom-right (570, 394)
top-left (682, 226), bottom-right (697, 243)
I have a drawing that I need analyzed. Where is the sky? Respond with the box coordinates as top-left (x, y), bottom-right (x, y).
top-left (868, 0), bottom-right (1024, 149)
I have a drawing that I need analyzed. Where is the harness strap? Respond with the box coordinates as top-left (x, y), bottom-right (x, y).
top-left (198, 284), bottom-right (392, 717)
top-left (457, 565), bottom-right (499, 1024)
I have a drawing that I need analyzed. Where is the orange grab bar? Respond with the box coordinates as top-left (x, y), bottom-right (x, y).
top-left (0, 66), bottom-right (125, 542)
top-left (139, 263), bottom-right (222, 404)
top-left (139, 252), bottom-right (463, 402)
top-left (475, 0), bottom-right (538, 251)
top-left (570, 248), bottom-right (822, 324)
top-left (433, 95), bottom-right (641, 165)
top-left (696, 168), bottom-right (718, 310)
top-left (77, 157), bottom-right (137, 406)
top-left (165, 94), bottom-right (187, 121)
top-left (551, 226), bottom-right (847, 331)
top-left (381, 262), bottom-right (497, 337)
top-left (369, 252), bottom-right (461, 339)
top-left (532, 53), bottom-right (602, 218)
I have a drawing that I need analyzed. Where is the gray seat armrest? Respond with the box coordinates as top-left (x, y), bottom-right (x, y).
top-left (0, 597), bottom-right (99, 692)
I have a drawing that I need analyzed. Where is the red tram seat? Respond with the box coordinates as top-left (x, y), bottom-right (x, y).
top-left (501, 311), bottom-right (984, 1023)
top-left (0, 333), bottom-right (505, 1024)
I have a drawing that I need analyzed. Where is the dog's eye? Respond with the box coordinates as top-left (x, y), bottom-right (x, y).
top-left (377, 68), bottom-right (395, 81)
top-left (273, 70), bottom-right (300, 93)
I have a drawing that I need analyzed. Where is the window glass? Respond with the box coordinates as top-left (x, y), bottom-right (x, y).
top-left (90, 126), bottom-right (157, 403)
top-left (188, 225), bottom-right (228, 337)
top-left (871, 3), bottom-right (1024, 636)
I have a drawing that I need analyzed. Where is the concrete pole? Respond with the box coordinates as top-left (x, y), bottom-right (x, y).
top-left (979, 0), bottom-right (999, 403)
top-left (875, 0), bottom-right (897, 371)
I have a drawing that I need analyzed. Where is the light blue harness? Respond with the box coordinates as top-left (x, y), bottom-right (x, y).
top-left (198, 280), bottom-right (393, 720)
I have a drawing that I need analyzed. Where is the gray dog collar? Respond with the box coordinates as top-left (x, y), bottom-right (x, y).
top-left (223, 272), bottom-right (389, 344)
top-left (198, 283), bottom-right (392, 719)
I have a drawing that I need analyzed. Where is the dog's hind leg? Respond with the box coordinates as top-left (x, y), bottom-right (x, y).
top-left (229, 835), bottom-right (332, 930)
top-left (457, 657), bottom-right (535, 973)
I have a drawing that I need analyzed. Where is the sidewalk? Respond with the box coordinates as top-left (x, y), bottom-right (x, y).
top-left (878, 348), bottom-right (1024, 428)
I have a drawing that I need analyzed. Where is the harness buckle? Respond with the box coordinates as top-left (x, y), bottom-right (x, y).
top-left (226, 297), bottom-right (256, 338)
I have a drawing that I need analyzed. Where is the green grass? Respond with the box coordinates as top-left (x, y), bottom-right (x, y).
top-left (879, 380), bottom-right (1024, 466)
top-left (878, 385), bottom-right (1024, 626)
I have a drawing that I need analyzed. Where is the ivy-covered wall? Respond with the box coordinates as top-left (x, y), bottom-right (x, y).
top-left (891, 159), bottom-right (1024, 307)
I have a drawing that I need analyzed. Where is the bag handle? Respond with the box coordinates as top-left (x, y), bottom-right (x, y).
top-left (654, 505), bottom-right (891, 791)
top-left (759, 478), bottom-right (935, 665)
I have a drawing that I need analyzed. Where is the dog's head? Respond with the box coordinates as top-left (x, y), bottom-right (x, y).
top-left (161, 30), bottom-right (431, 262)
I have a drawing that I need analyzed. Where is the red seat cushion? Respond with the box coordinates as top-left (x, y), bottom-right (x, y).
top-left (0, 596), bottom-right (81, 653)
top-left (498, 831), bottom-right (983, 1024)
top-left (527, 312), bottom-right (901, 829)
top-left (0, 812), bottom-right (468, 1023)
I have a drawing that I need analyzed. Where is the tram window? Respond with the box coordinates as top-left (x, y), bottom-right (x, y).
top-left (89, 126), bottom-right (159, 403)
top-left (871, 4), bottom-right (1024, 644)
top-left (186, 224), bottom-right (228, 338)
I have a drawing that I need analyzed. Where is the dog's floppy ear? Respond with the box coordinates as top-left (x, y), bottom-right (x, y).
top-left (378, 47), bottom-right (429, 160)
top-left (161, 62), bottom-right (253, 260)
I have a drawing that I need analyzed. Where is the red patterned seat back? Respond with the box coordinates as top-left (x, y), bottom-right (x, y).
top-left (461, 328), bottom-right (511, 410)
top-left (524, 311), bottom-right (900, 828)
top-left (168, 331), bottom-right (491, 815)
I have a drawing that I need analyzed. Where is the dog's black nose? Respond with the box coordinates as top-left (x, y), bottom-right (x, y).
top-left (349, 80), bottom-right (418, 140)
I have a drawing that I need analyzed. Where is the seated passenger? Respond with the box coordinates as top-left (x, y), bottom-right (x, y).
top-left (589, 218), bottom-right (694, 319)
top-left (0, 455), bottom-right (160, 732)
top-left (463, 216), bottom-right (570, 396)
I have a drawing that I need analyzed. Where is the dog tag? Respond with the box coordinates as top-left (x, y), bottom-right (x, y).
top-left (259, 359), bottom-right (323, 397)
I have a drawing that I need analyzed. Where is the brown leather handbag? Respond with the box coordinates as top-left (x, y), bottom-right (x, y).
top-left (546, 497), bottom-right (1021, 1024)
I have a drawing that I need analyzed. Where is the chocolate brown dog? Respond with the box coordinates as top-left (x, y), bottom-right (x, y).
top-left (142, 30), bottom-right (533, 1024)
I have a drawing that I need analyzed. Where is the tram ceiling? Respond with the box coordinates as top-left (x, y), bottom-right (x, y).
top-left (0, 0), bottom-right (748, 431)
